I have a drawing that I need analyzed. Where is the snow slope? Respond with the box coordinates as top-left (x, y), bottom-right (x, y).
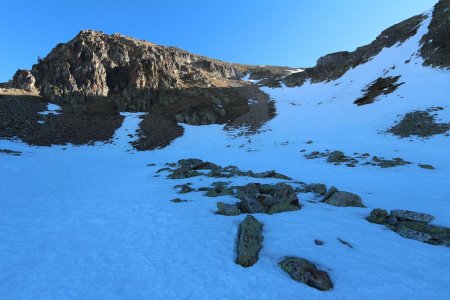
top-left (1, 9), bottom-right (450, 300)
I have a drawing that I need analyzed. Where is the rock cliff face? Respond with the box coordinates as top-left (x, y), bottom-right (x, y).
top-left (420, 0), bottom-right (450, 69)
top-left (31, 30), bottom-right (246, 111)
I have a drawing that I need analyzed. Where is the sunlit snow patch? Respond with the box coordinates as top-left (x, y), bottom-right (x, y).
top-left (38, 103), bottom-right (61, 115)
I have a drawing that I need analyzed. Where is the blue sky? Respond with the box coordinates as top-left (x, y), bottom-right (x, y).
top-left (0, 0), bottom-right (437, 82)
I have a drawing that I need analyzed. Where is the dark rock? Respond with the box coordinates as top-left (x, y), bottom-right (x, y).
top-left (279, 257), bottom-right (333, 291)
top-left (337, 238), bottom-right (353, 248)
top-left (418, 164), bottom-right (435, 170)
top-left (388, 110), bottom-right (449, 138)
top-left (354, 76), bottom-right (403, 106)
top-left (314, 239), bottom-right (324, 246)
top-left (171, 198), bottom-right (189, 203)
top-left (177, 184), bottom-right (194, 194)
top-left (420, 0), bottom-right (450, 69)
top-left (236, 215), bottom-right (263, 267)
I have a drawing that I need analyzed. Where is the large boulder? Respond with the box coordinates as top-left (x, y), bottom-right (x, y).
top-left (279, 257), bottom-right (333, 291)
top-left (236, 215), bottom-right (263, 267)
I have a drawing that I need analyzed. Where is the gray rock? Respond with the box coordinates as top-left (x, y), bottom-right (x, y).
top-left (396, 224), bottom-right (433, 243)
top-left (216, 202), bottom-right (241, 216)
top-left (390, 210), bottom-right (435, 223)
top-left (236, 215), bottom-right (263, 267)
top-left (323, 191), bottom-right (364, 207)
top-left (279, 257), bottom-right (333, 291)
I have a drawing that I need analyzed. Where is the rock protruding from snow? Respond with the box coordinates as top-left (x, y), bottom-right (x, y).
top-left (367, 208), bottom-right (449, 246)
top-left (238, 183), bottom-right (301, 214)
top-left (420, 0), bottom-right (450, 69)
top-left (216, 202), bottom-right (241, 216)
top-left (390, 210), bottom-right (435, 223)
top-left (236, 215), bottom-right (263, 267)
top-left (279, 257), bottom-right (333, 291)
top-left (321, 187), bottom-right (364, 207)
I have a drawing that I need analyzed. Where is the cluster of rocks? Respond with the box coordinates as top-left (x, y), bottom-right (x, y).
top-left (235, 215), bottom-right (332, 291)
top-left (216, 182), bottom-right (302, 216)
top-left (367, 209), bottom-right (450, 246)
top-left (303, 150), bottom-right (433, 169)
top-left (388, 108), bottom-right (449, 138)
top-left (160, 158), bottom-right (292, 180)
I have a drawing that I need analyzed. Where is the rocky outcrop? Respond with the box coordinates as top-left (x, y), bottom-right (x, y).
top-left (236, 215), bottom-right (263, 267)
top-left (367, 208), bottom-right (450, 246)
top-left (420, 0), bottom-right (450, 69)
top-left (279, 257), bottom-right (333, 291)
top-left (12, 70), bottom-right (36, 92)
top-left (31, 30), bottom-right (244, 107)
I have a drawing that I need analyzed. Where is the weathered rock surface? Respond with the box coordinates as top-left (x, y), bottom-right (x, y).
top-left (236, 215), bottom-right (263, 267)
top-left (390, 210), bottom-right (435, 223)
top-left (321, 186), bottom-right (364, 207)
top-left (279, 257), bottom-right (333, 291)
top-left (367, 208), bottom-right (449, 246)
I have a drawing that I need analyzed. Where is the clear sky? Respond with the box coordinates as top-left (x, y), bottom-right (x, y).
top-left (0, 0), bottom-right (438, 82)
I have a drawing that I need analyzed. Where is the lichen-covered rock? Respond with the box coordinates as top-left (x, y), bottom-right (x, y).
top-left (279, 257), bottom-right (333, 291)
top-left (216, 202), bottom-right (241, 216)
top-left (390, 210), bottom-right (435, 223)
top-left (322, 191), bottom-right (364, 207)
top-left (236, 215), bottom-right (263, 267)
top-left (367, 209), bottom-right (388, 224)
